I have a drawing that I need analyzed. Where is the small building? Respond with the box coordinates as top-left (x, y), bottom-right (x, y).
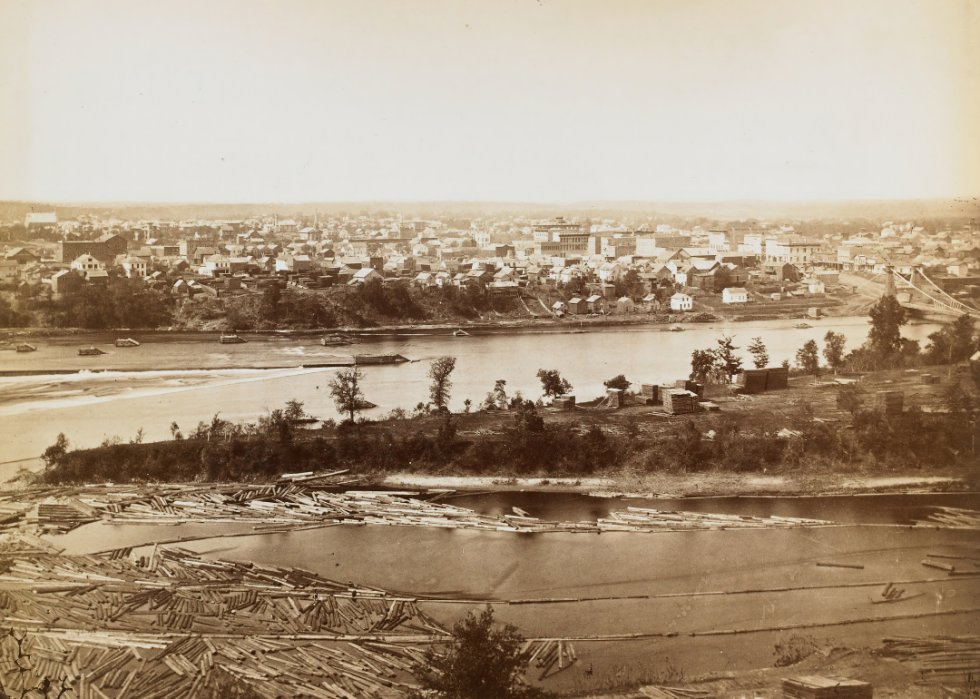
top-left (551, 301), bottom-right (567, 317)
top-left (567, 297), bottom-right (588, 314)
top-left (120, 256), bottom-right (148, 279)
top-left (71, 254), bottom-right (105, 275)
top-left (761, 261), bottom-right (799, 282)
top-left (670, 292), bottom-right (693, 311)
top-left (807, 280), bottom-right (826, 295)
top-left (586, 294), bottom-right (604, 313)
top-left (614, 296), bottom-right (635, 314)
top-left (50, 269), bottom-right (84, 295)
top-left (5, 248), bottom-right (41, 265)
top-left (349, 267), bottom-right (383, 285)
top-left (722, 287), bottom-right (748, 304)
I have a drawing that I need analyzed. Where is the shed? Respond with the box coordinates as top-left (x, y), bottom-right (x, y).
top-left (567, 297), bottom-right (588, 314)
top-left (722, 287), bottom-right (748, 304)
top-left (615, 296), bottom-right (635, 314)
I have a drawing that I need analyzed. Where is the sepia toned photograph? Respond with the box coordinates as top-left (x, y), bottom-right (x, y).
top-left (1, 1), bottom-right (979, 697)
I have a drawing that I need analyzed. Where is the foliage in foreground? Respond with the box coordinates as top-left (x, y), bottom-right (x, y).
top-left (408, 606), bottom-right (554, 699)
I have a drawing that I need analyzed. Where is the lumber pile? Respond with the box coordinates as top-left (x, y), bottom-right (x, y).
top-left (881, 636), bottom-right (980, 684)
top-left (915, 507), bottom-right (980, 529)
top-left (0, 545), bottom-right (445, 699)
top-left (875, 390), bottom-right (904, 416)
top-left (662, 389), bottom-right (698, 415)
top-left (782, 675), bottom-right (872, 699)
top-left (595, 507), bottom-right (832, 532)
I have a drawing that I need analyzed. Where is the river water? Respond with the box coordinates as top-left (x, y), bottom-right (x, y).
top-left (50, 490), bottom-right (980, 688)
top-left (0, 317), bottom-right (942, 470)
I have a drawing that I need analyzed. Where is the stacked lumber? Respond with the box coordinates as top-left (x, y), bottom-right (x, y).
top-left (662, 390), bottom-right (698, 415)
top-left (782, 675), bottom-right (872, 699)
top-left (640, 384), bottom-right (659, 404)
top-left (737, 369), bottom-right (768, 394)
top-left (875, 390), bottom-right (904, 416)
top-left (596, 507), bottom-right (832, 532)
top-left (915, 507), bottom-right (980, 529)
top-left (881, 636), bottom-right (980, 684)
top-left (766, 366), bottom-right (789, 390)
top-left (921, 373), bottom-right (939, 385)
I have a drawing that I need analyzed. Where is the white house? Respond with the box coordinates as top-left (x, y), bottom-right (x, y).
top-left (807, 280), bottom-right (826, 295)
top-left (71, 254), bottom-right (105, 275)
top-left (670, 292), bottom-right (693, 311)
top-left (120, 256), bottom-right (148, 279)
top-left (722, 287), bottom-right (748, 304)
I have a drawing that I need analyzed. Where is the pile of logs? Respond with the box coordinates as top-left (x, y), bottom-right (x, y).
top-left (595, 507), bottom-right (832, 532)
top-left (76, 488), bottom-right (837, 535)
top-left (522, 639), bottom-right (577, 679)
top-left (881, 636), bottom-right (980, 684)
top-left (0, 545), bottom-right (447, 698)
top-left (915, 507), bottom-right (980, 529)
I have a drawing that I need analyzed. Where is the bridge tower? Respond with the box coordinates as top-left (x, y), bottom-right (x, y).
top-left (883, 266), bottom-right (896, 297)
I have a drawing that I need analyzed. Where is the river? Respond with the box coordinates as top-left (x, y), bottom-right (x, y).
top-left (50, 490), bottom-right (980, 689)
top-left (0, 316), bottom-right (942, 471)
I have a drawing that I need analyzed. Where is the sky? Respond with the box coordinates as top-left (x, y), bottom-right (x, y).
top-left (1, 0), bottom-right (979, 204)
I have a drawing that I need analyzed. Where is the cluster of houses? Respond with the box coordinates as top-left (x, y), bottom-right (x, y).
top-left (1, 211), bottom-right (977, 311)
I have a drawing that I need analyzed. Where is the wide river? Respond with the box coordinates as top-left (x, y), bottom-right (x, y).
top-left (0, 316), bottom-right (942, 471)
top-left (52, 490), bottom-right (980, 689)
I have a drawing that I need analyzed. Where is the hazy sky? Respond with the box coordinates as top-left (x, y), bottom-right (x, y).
top-left (1, 0), bottom-right (978, 203)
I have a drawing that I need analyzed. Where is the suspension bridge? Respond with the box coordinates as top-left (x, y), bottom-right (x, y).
top-left (883, 266), bottom-right (980, 319)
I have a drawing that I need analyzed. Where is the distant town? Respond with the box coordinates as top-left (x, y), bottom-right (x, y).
top-left (1, 207), bottom-right (978, 331)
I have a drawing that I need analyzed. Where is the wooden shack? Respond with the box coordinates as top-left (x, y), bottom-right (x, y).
top-left (876, 390), bottom-right (903, 416)
top-left (737, 369), bottom-right (769, 394)
top-left (766, 366), bottom-right (789, 390)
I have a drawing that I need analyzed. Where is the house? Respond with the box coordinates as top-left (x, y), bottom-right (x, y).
top-left (276, 254), bottom-right (314, 274)
top-left (464, 269), bottom-right (493, 287)
top-left (807, 280), bottom-right (826, 294)
top-left (586, 294), bottom-right (604, 313)
top-left (71, 254), bottom-right (105, 275)
top-left (5, 248), bottom-right (41, 265)
top-left (414, 271), bottom-right (435, 287)
top-left (120, 256), bottom-right (148, 279)
top-left (349, 267), bottom-right (383, 285)
top-left (641, 293), bottom-right (660, 312)
top-left (670, 292), bottom-right (693, 311)
top-left (722, 287), bottom-right (748, 304)
top-left (551, 301), bottom-right (567, 317)
top-left (50, 269), bottom-right (84, 295)
top-left (597, 262), bottom-right (626, 282)
top-left (25, 212), bottom-right (57, 228)
top-left (614, 296), bottom-right (635, 314)
top-left (567, 297), bottom-right (588, 314)
top-left (760, 261), bottom-right (798, 282)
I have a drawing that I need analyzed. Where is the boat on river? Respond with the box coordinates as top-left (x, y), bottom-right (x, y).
top-left (667, 326), bottom-right (684, 332)
top-left (793, 323), bottom-right (813, 329)
top-left (15, 343), bottom-right (36, 352)
top-left (353, 353), bottom-right (410, 365)
top-left (114, 338), bottom-right (140, 347)
top-left (452, 329), bottom-right (470, 336)
top-left (321, 334), bottom-right (359, 346)
top-left (77, 346), bottom-right (105, 356)
top-left (219, 334), bottom-right (247, 344)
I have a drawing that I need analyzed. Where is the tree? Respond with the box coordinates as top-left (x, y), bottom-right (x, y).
top-left (603, 374), bottom-right (631, 391)
top-left (926, 314), bottom-right (976, 365)
top-left (329, 367), bottom-right (366, 423)
top-left (747, 337), bottom-right (769, 369)
top-left (42, 433), bottom-right (70, 468)
top-left (170, 422), bottom-right (182, 440)
top-left (690, 349), bottom-right (717, 384)
top-left (796, 339), bottom-right (821, 382)
top-left (284, 399), bottom-right (306, 421)
top-left (429, 356), bottom-right (457, 409)
top-left (408, 606), bottom-right (554, 699)
top-left (713, 335), bottom-right (743, 383)
top-left (823, 331), bottom-right (847, 374)
top-left (536, 369), bottom-right (572, 398)
top-left (867, 295), bottom-right (907, 356)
